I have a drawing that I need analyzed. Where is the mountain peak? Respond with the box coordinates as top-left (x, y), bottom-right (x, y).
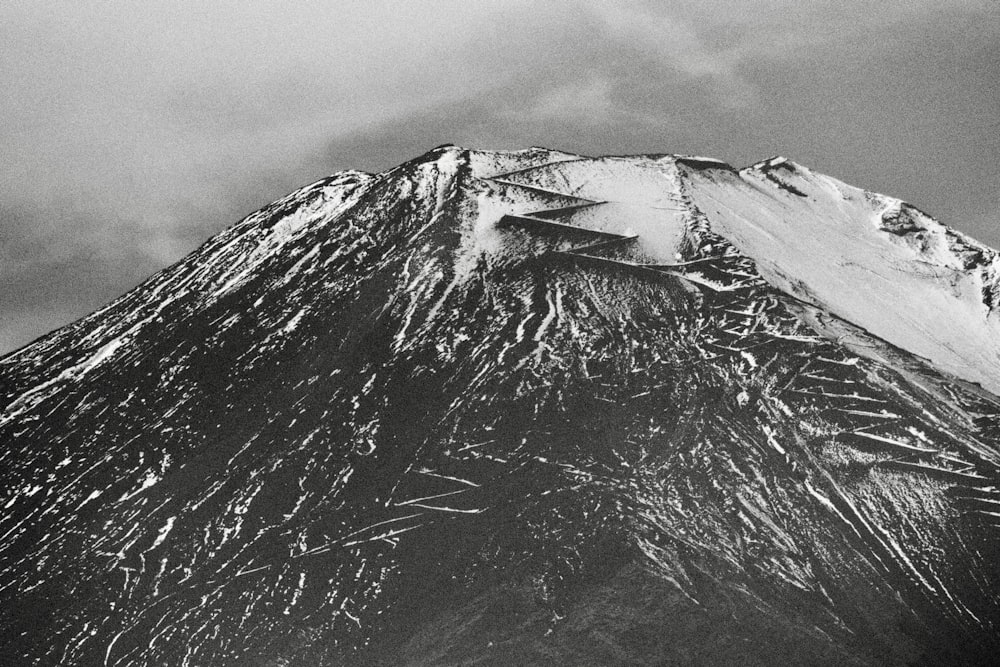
top-left (3, 146), bottom-right (999, 665)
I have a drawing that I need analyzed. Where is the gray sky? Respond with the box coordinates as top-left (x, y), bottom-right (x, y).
top-left (2, 1), bottom-right (998, 354)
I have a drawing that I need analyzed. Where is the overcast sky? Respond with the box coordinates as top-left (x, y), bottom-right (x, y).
top-left (2, 1), bottom-right (998, 354)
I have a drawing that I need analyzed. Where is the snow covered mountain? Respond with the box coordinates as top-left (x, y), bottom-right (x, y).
top-left (2, 145), bottom-right (1000, 665)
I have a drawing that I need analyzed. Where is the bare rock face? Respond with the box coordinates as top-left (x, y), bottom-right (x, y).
top-left (2, 146), bottom-right (1000, 665)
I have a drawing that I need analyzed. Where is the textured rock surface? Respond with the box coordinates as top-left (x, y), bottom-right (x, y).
top-left (2, 146), bottom-right (999, 665)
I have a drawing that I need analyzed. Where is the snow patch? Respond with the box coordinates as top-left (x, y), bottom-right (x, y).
top-left (150, 516), bottom-right (176, 550)
top-left (685, 162), bottom-right (1000, 395)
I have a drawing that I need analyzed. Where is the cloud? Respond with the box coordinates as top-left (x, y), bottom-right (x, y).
top-left (574, 0), bottom-right (1000, 107)
top-left (580, 2), bottom-right (754, 107)
top-left (516, 77), bottom-right (618, 121)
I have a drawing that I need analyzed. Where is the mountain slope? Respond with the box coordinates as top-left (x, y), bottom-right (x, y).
top-left (2, 146), bottom-right (999, 665)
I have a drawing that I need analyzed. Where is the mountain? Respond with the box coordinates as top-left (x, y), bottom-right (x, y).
top-left (2, 145), bottom-right (1000, 665)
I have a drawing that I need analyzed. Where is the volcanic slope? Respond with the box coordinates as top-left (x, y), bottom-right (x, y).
top-left (2, 146), bottom-right (1000, 665)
